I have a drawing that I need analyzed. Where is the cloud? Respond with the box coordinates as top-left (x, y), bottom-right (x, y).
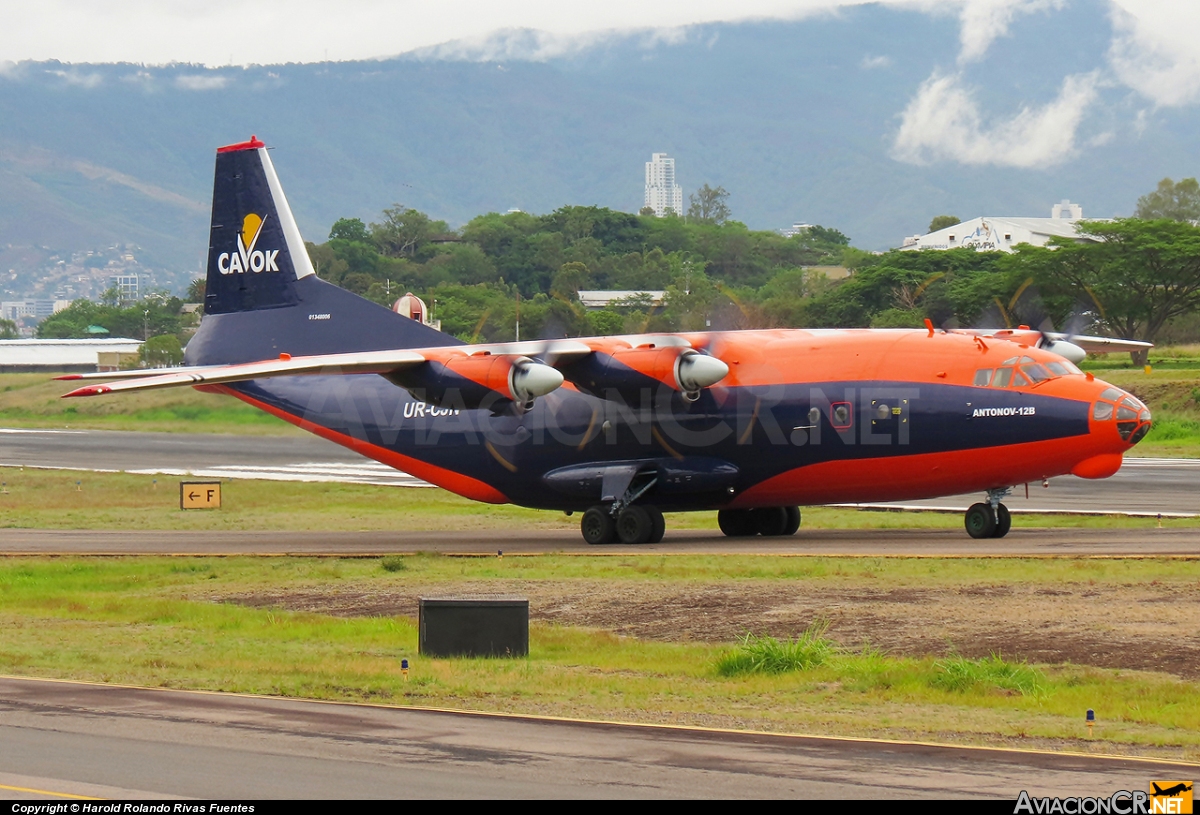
top-left (174, 74), bottom-right (228, 91)
top-left (46, 68), bottom-right (102, 88)
top-left (891, 69), bottom-right (1100, 167)
top-left (955, 0), bottom-right (1064, 63)
top-left (1108, 1), bottom-right (1200, 107)
top-left (860, 54), bottom-right (892, 69)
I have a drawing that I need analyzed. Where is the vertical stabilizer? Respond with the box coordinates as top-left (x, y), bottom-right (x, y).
top-left (204, 136), bottom-right (314, 314)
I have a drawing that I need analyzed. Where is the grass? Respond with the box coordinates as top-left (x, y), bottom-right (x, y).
top-left (0, 555), bottom-right (1197, 759)
top-left (0, 373), bottom-right (298, 435)
top-left (716, 621), bottom-right (835, 675)
top-left (932, 653), bottom-right (1047, 696)
top-left (0, 466), bottom-right (1196, 531)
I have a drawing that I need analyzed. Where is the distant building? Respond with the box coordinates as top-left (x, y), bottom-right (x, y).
top-left (644, 153), bottom-right (683, 217)
top-left (111, 273), bottom-right (139, 300)
top-left (0, 338), bottom-right (141, 373)
top-left (392, 292), bottom-right (441, 331)
top-left (901, 200), bottom-right (1100, 253)
top-left (780, 222), bottom-right (814, 238)
top-left (577, 290), bottom-right (667, 310)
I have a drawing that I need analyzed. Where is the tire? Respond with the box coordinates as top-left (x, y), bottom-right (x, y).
top-left (965, 502), bottom-right (997, 539)
top-left (754, 507), bottom-right (789, 537)
top-left (617, 505), bottom-right (653, 544)
top-left (717, 509), bottom-right (755, 537)
top-left (581, 506), bottom-right (616, 545)
top-left (645, 506), bottom-right (666, 543)
top-left (992, 504), bottom-right (1012, 538)
top-left (782, 506), bottom-right (802, 536)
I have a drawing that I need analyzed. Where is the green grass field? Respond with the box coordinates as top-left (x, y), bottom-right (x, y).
top-left (0, 555), bottom-right (1196, 760)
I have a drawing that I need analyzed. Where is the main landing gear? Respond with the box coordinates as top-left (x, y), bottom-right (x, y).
top-left (965, 488), bottom-right (1012, 539)
top-left (581, 504), bottom-right (665, 545)
top-left (716, 507), bottom-right (801, 537)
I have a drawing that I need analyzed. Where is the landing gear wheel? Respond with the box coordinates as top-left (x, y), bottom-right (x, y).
top-left (581, 506), bottom-right (616, 545)
top-left (617, 505), bottom-right (653, 544)
top-left (754, 507), bottom-right (790, 536)
top-left (782, 506), bottom-right (802, 536)
top-left (965, 502), bottom-right (997, 539)
top-left (717, 509), bottom-right (755, 537)
top-left (645, 506), bottom-right (665, 543)
top-left (992, 504), bottom-right (1011, 538)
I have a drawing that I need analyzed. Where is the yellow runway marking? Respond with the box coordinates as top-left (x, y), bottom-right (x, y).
top-left (0, 782), bottom-right (99, 799)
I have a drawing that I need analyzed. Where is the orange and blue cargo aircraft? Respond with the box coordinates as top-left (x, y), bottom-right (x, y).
top-left (60, 138), bottom-right (1154, 544)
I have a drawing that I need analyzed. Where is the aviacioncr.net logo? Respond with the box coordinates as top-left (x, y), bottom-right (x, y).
top-left (217, 213), bottom-right (280, 275)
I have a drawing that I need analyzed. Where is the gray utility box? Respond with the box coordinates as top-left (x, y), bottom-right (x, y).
top-left (419, 597), bottom-right (529, 658)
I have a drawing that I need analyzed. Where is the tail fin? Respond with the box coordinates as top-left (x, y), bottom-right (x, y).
top-left (187, 136), bottom-right (458, 365)
top-left (204, 135), bottom-right (311, 314)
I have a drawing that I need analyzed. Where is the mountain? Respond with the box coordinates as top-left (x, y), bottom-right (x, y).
top-left (0, 1), bottom-right (1195, 292)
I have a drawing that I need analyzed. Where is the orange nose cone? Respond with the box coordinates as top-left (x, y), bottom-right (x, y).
top-left (1072, 453), bottom-right (1124, 479)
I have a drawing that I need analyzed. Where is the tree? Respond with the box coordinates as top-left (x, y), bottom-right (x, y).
top-left (0, 318), bottom-right (18, 338)
top-left (639, 206), bottom-right (656, 217)
top-left (1135, 178), bottom-right (1200, 222)
top-left (329, 217), bottom-right (370, 242)
top-left (928, 215), bottom-right (961, 233)
top-left (1008, 219), bottom-right (1200, 364)
top-left (687, 184), bottom-right (731, 225)
top-left (139, 334), bottom-right (184, 367)
top-left (370, 205), bottom-right (443, 258)
top-left (186, 278), bottom-right (205, 303)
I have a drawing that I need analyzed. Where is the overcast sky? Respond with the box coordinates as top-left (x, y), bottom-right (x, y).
top-left (3, 1), bottom-right (1197, 170)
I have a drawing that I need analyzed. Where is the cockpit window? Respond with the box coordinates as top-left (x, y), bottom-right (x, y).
top-left (1093, 402), bottom-right (1114, 421)
top-left (992, 367), bottom-right (1013, 388)
top-left (1021, 363), bottom-right (1051, 383)
top-left (1011, 369), bottom-right (1031, 387)
top-left (1117, 404), bottom-right (1138, 421)
top-left (974, 369), bottom-right (993, 386)
top-left (1099, 387), bottom-right (1123, 402)
top-left (1001, 357), bottom-right (1019, 366)
top-left (1045, 361), bottom-right (1073, 376)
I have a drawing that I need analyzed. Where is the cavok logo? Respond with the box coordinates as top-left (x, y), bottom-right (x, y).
top-left (217, 213), bottom-right (280, 275)
top-left (1150, 782), bottom-right (1193, 814)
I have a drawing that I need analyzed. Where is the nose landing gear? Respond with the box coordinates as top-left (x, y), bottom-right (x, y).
top-left (965, 488), bottom-right (1012, 539)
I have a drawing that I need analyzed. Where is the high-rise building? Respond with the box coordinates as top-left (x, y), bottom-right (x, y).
top-left (644, 153), bottom-right (683, 217)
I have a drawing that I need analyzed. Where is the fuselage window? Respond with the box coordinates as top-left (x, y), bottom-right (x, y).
top-left (992, 367), bottom-right (1013, 388)
top-left (974, 369), bottom-right (993, 386)
top-left (831, 402), bottom-right (852, 429)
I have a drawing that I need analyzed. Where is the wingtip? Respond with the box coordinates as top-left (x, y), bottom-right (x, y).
top-left (63, 385), bottom-right (112, 398)
top-left (55, 374), bottom-right (83, 381)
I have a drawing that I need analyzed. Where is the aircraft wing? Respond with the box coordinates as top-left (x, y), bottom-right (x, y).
top-left (57, 334), bottom-right (726, 402)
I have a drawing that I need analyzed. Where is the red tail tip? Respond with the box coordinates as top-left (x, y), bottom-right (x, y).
top-left (217, 135), bottom-right (266, 153)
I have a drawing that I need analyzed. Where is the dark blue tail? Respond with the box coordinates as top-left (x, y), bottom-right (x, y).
top-left (186, 136), bottom-right (458, 366)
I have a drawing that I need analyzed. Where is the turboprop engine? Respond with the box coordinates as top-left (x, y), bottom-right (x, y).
top-left (387, 354), bottom-right (563, 411)
top-left (559, 347), bottom-right (729, 406)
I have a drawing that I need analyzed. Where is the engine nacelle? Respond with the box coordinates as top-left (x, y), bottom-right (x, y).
top-left (560, 348), bottom-right (728, 405)
top-left (387, 355), bottom-right (562, 410)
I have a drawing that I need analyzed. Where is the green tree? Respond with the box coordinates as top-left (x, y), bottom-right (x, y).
top-left (139, 334), bottom-right (184, 367)
top-left (687, 184), bottom-right (731, 225)
top-left (1135, 178), bottom-right (1200, 222)
top-left (370, 205), bottom-right (446, 258)
top-left (0, 318), bottom-right (18, 338)
top-left (186, 278), bottom-right (205, 303)
top-left (639, 206), bottom-right (656, 217)
top-left (1008, 219), bottom-right (1200, 364)
top-left (329, 217), bottom-right (370, 242)
top-left (928, 215), bottom-right (961, 233)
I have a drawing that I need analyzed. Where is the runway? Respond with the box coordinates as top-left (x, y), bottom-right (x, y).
top-left (1, 427), bottom-right (1197, 515)
top-left (0, 676), bottom-right (1193, 799)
